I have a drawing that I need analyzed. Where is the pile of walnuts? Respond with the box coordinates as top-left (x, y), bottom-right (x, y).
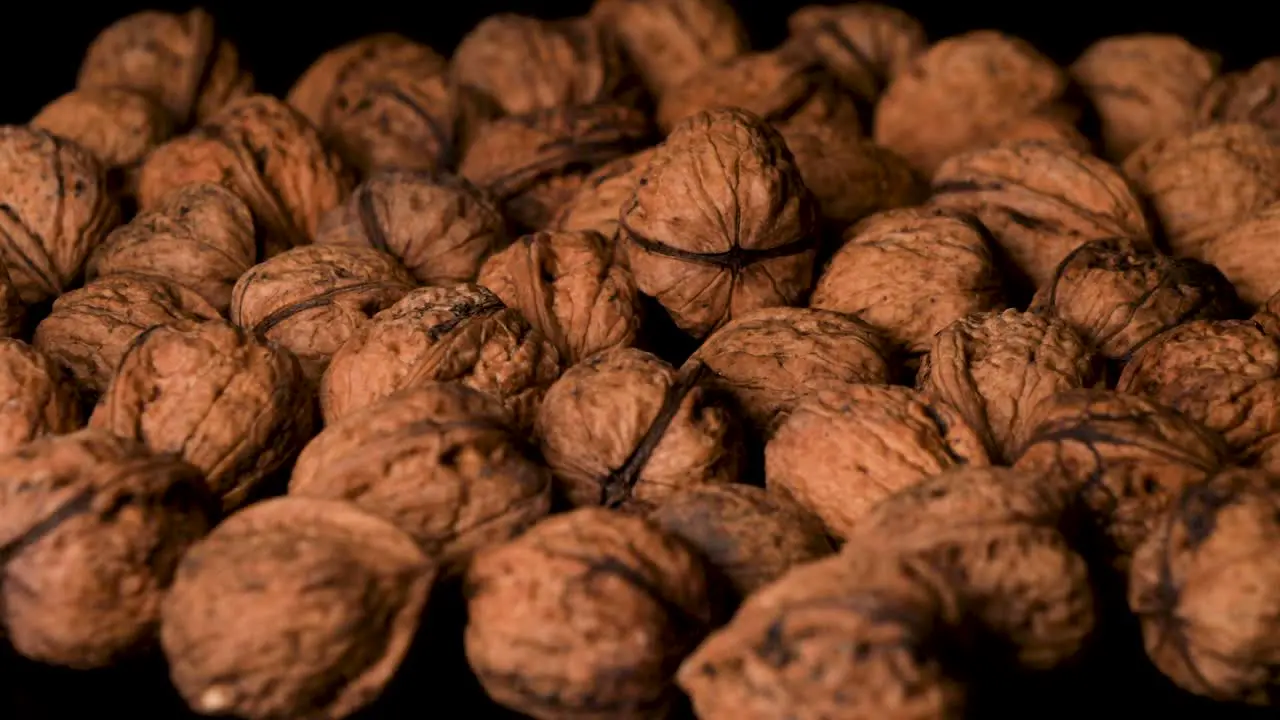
top-left (6, 3), bottom-right (1280, 719)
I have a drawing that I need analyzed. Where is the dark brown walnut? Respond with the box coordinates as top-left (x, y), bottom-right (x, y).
top-left (549, 146), bottom-right (658, 262)
top-left (691, 306), bottom-right (891, 435)
top-left (766, 385), bottom-right (991, 540)
top-left (0, 339), bottom-right (82, 454)
top-left (136, 94), bottom-right (353, 258)
top-left (1198, 201), bottom-right (1280, 307)
top-left (76, 8), bottom-right (253, 128)
top-left (465, 507), bottom-right (714, 720)
top-left (874, 31), bottom-right (1076, 177)
top-left (918, 309), bottom-right (1097, 463)
top-left (535, 348), bottom-right (739, 512)
top-left (33, 274), bottom-right (219, 394)
top-left (478, 230), bottom-right (641, 365)
top-left (0, 263), bottom-right (22, 337)
top-left (229, 244), bottom-right (415, 382)
top-left (1069, 34), bottom-right (1220, 162)
top-left (678, 550), bottom-right (967, 720)
top-left (1122, 123), bottom-right (1280, 261)
top-left (930, 140), bottom-right (1152, 289)
top-left (160, 496), bottom-right (434, 720)
top-left (460, 103), bottom-right (650, 231)
top-left (320, 284), bottom-right (562, 430)
top-left (810, 208), bottom-right (1004, 358)
top-left (90, 320), bottom-right (315, 512)
top-left (621, 109), bottom-right (818, 339)
top-left (1200, 57), bottom-right (1280, 130)
top-left (86, 183), bottom-right (256, 315)
top-left (1255, 289), bottom-right (1280, 340)
top-left (0, 125), bottom-right (119, 305)
top-left (1013, 389), bottom-right (1227, 570)
top-left (0, 429), bottom-right (216, 669)
top-left (1128, 469), bottom-right (1280, 705)
top-left (783, 3), bottom-right (927, 103)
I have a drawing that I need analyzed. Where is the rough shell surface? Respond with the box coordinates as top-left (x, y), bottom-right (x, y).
top-left (0, 263), bottom-right (23, 337)
top-left (0, 339), bottom-right (83, 455)
top-left (1199, 57), bottom-right (1280, 131)
top-left (549, 147), bottom-right (658, 262)
top-left (1198, 201), bottom-right (1280, 306)
top-left (784, 3), bottom-right (927, 101)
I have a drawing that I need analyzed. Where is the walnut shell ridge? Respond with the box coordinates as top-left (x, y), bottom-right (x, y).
top-left (784, 3), bottom-right (927, 102)
top-left (0, 339), bottom-right (83, 455)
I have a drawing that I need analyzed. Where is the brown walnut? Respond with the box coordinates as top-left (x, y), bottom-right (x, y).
top-left (1197, 201), bottom-right (1280, 307)
top-left (0, 263), bottom-right (22, 337)
top-left (549, 146), bottom-right (658, 261)
top-left (1199, 57), bottom-right (1280, 131)
top-left (0, 339), bottom-right (83, 454)
top-left (984, 113), bottom-right (1093, 153)
top-left (1255, 289), bottom-right (1280, 340)
top-left (783, 3), bottom-right (927, 103)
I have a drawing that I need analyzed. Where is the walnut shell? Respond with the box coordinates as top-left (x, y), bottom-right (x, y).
top-left (464, 507), bottom-right (714, 719)
top-left (985, 113), bottom-right (1093, 153)
top-left (160, 496), bottom-right (434, 720)
top-left (1198, 201), bottom-right (1280, 307)
top-left (1199, 57), bottom-right (1280, 131)
top-left (1255, 289), bottom-right (1280, 340)
top-left (0, 262), bottom-right (23, 337)
top-left (620, 109), bottom-right (818, 339)
top-left (0, 339), bottom-right (82, 454)
top-left (0, 429), bottom-right (216, 668)
top-left (783, 3), bottom-right (927, 102)
top-left (0, 125), bottom-right (120, 305)
top-left (549, 146), bottom-right (658, 261)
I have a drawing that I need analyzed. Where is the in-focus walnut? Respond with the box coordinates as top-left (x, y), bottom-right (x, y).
top-left (160, 496), bottom-right (434, 720)
top-left (1122, 123), bottom-right (1280, 260)
top-left (291, 383), bottom-right (550, 574)
top-left (0, 263), bottom-right (22, 337)
top-left (917, 309), bottom-right (1097, 463)
top-left (0, 126), bottom-right (119, 305)
top-left (1197, 201), bottom-right (1280, 307)
top-left (465, 507), bottom-right (714, 720)
top-left (137, 94), bottom-right (352, 258)
top-left (33, 274), bottom-right (219, 394)
top-left (229, 244), bottom-right (415, 382)
top-left (320, 284), bottom-right (562, 430)
top-left (691, 306), bottom-right (891, 435)
top-left (0, 339), bottom-right (82, 454)
top-left (678, 551), bottom-right (967, 720)
top-left (549, 146), bottom-right (658, 262)
top-left (1199, 57), bottom-right (1280, 130)
top-left (874, 31), bottom-right (1076, 176)
top-left (90, 320), bottom-right (315, 512)
top-left (478, 230), bottom-right (641, 364)
top-left (77, 8), bottom-right (253, 127)
top-left (1030, 237), bottom-right (1241, 361)
top-left (811, 207), bottom-right (1004, 358)
top-left (620, 109), bottom-right (818, 339)
top-left (0, 429), bottom-right (216, 669)
top-left (1128, 469), bottom-right (1280, 705)
top-left (783, 4), bottom-right (926, 103)
top-left (535, 348), bottom-right (739, 512)
top-left (1069, 34), bottom-right (1220, 162)
top-left (460, 103), bottom-right (650, 231)
top-left (86, 183), bottom-right (256, 315)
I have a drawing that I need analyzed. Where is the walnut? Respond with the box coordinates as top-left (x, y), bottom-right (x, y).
top-left (691, 306), bottom-right (891, 435)
top-left (0, 339), bottom-right (82, 454)
top-left (0, 262), bottom-right (23, 337)
top-left (1121, 123), bottom-right (1280, 260)
top-left (86, 183), bottom-right (256, 315)
top-left (1069, 34), bottom-right (1220, 162)
top-left (1128, 469), bottom-right (1280, 705)
top-left (783, 3), bottom-right (927, 102)
top-left (460, 103), bottom-right (650, 231)
top-left (767, 385), bottom-right (992, 540)
top-left (89, 320), bottom-right (315, 512)
top-left (160, 496), bottom-right (434, 720)
top-left (137, 94), bottom-right (353, 258)
top-left (0, 126), bottom-right (119, 305)
top-left (76, 8), bottom-right (253, 127)
top-left (320, 284), bottom-right (562, 430)
top-left (290, 383), bottom-right (550, 575)
top-left (464, 507), bottom-right (714, 719)
top-left (549, 146), bottom-right (658, 263)
top-left (985, 113), bottom-right (1093, 153)
top-left (874, 31), bottom-right (1075, 176)
top-left (1199, 57), bottom-right (1280, 131)
top-left (535, 348), bottom-right (739, 512)
top-left (1255, 289), bottom-right (1280, 340)
top-left (1030, 237), bottom-right (1241, 361)
top-left (32, 274), bottom-right (219, 394)
top-left (620, 109), bottom-right (818, 339)
top-left (1197, 201), bottom-right (1280, 307)
top-left (0, 429), bottom-right (216, 668)
top-left (917, 309), bottom-right (1097, 463)
top-left (229, 244), bottom-right (415, 382)
top-left (811, 207), bottom-right (1004, 358)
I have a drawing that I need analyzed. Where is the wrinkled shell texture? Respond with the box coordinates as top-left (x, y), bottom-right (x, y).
top-left (1200, 57), bottom-right (1280, 130)
top-left (160, 497), bottom-right (434, 720)
top-left (31, 88), bottom-right (173, 185)
top-left (1257, 289), bottom-right (1280, 340)
top-left (464, 507), bottom-right (714, 720)
top-left (550, 147), bottom-right (657, 254)
top-left (535, 348), bottom-right (739, 512)
top-left (785, 3), bottom-right (928, 101)
top-left (0, 263), bottom-right (22, 337)
top-left (0, 339), bottom-right (83, 454)
top-left (0, 429), bottom-right (215, 669)
top-left (621, 109), bottom-right (817, 339)
top-left (1199, 201), bottom-right (1280, 307)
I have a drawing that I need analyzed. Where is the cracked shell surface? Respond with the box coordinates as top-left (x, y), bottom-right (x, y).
top-left (89, 320), bottom-right (315, 512)
top-left (620, 109), bottom-right (818, 339)
top-left (535, 348), bottom-right (739, 513)
top-left (766, 385), bottom-right (992, 540)
top-left (1128, 469), bottom-right (1280, 705)
top-left (464, 507), bottom-right (714, 720)
top-left (784, 3), bottom-right (927, 102)
top-left (549, 146), bottom-right (657, 264)
top-left (229, 244), bottom-right (415, 383)
top-left (160, 496), bottom-right (434, 720)
top-left (0, 263), bottom-right (22, 337)
top-left (290, 383), bottom-right (550, 575)
top-left (0, 339), bottom-right (83, 454)
top-left (0, 429), bottom-right (216, 669)
top-left (1199, 57), bottom-right (1280, 131)
top-left (0, 125), bottom-right (120, 305)
top-left (1198, 200), bottom-right (1280, 307)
